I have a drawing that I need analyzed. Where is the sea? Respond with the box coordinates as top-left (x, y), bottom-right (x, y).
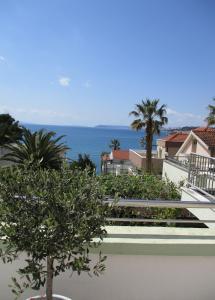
top-left (24, 124), bottom-right (168, 172)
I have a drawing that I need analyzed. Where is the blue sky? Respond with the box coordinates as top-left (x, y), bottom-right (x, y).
top-left (0, 0), bottom-right (214, 127)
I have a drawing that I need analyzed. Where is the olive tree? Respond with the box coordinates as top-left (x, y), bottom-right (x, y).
top-left (0, 165), bottom-right (108, 300)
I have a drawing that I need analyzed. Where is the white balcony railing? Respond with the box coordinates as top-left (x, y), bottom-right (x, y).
top-left (105, 198), bottom-right (215, 225)
top-left (188, 153), bottom-right (215, 198)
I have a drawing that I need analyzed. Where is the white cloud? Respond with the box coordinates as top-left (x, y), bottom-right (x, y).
top-left (0, 106), bottom-right (60, 117)
top-left (0, 56), bottom-right (5, 63)
top-left (166, 108), bottom-right (204, 127)
top-left (58, 77), bottom-right (71, 87)
top-left (83, 80), bottom-right (92, 88)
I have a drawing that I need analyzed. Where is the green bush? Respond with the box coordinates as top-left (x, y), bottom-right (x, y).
top-left (99, 174), bottom-right (180, 199)
top-left (98, 174), bottom-right (182, 225)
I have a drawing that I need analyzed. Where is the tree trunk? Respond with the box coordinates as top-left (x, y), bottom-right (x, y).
top-left (146, 125), bottom-right (153, 173)
top-left (46, 256), bottom-right (54, 300)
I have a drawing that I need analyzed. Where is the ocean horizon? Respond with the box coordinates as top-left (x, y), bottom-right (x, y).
top-left (24, 123), bottom-right (167, 172)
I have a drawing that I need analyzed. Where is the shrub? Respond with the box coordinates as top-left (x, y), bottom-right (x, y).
top-left (0, 165), bottom-right (108, 300)
top-left (98, 174), bottom-right (181, 225)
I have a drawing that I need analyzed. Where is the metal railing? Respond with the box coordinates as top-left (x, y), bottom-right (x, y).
top-left (166, 155), bottom-right (190, 169)
top-left (188, 153), bottom-right (215, 197)
top-left (105, 198), bottom-right (215, 225)
top-left (102, 162), bottom-right (135, 175)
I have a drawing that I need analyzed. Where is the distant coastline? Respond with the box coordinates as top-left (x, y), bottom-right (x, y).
top-left (95, 125), bottom-right (199, 132)
top-left (166, 126), bottom-right (198, 132)
top-left (95, 125), bottom-right (130, 130)
top-left (22, 122), bottom-right (199, 133)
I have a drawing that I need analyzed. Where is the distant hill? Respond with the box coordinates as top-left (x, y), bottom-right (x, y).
top-left (166, 126), bottom-right (198, 132)
top-left (95, 125), bottom-right (130, 130)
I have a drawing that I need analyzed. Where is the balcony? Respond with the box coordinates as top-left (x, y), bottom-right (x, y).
top-left (166, 155), bottom-right (190, 170)
top-left (2, 199), bottom-right (215, 300)
top-left (188, 153), bottom-right (215, 197)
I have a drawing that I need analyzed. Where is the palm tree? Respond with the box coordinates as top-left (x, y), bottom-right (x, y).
top-left (2, 128), bottom-right (69, 170)
top-left (109, 139), bottom-right (120, 150)
top-left (130, 99), bottom-right (168, 173)
top-left (70, 153), bottom-right (96, 174)
top-left (139, 137), bottom-right (145, 148)
top-left (205, 98), bottom-right (215, 126)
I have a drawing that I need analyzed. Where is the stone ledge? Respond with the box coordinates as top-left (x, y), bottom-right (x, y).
top-left (92, 226), bottom-right (215, 256)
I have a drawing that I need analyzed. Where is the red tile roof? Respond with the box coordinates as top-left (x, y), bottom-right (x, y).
top-left (194, 127), bottom-right (215, 132)
top-left (112, 150), bottom-right (129, 160)
top-left (162, 132), bottom-right (189, 143)
top-left (193, 127), bottom-right (215, 149)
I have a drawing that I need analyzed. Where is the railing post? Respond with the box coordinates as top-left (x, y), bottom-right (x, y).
top-left (187, 153), bottom-right (193, 187)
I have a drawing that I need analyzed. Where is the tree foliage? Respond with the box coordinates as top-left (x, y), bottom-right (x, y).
top-left (0, 165), bottom-right (108, 299)
top-left (109, 139), bottom-right (120, 150)
top-left (205, 98), bottom-right (215, 126)
top-left (70, 154), bottom-right (96, 174)
top-left (2, 128), bottom-right (69, 170)
top-left (130, 99), bottom-right (168, 173)
top-left (99, 173), bottom-right (180, 200)
top-left (0, 114), bottom-right (23, 145)
top-left (99, 173), bottom-right (182, 225)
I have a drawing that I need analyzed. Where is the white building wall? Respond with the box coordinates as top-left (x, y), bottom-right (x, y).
top-left (178, 137), bottom-right (210, 157)
top-left (180, 141), bottom-right (193, 156)
top-left (162, 160), bottom-right (188, 185)
top-left (196, 142), bottom-right (210, 156)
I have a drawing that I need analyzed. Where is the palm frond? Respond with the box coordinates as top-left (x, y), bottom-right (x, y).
top-left (1, 129), bottom-right (69, 170)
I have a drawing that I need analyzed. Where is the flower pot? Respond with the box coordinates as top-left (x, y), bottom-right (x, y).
top-left (25, 295), bottom-right (71, 300)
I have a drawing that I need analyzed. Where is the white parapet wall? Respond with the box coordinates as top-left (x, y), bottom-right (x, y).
top-left (162, 160), bottom-right (188, 185)
top-left (2, 226), bottom-right (215, 300)
top-left (181, 187), bottom-right (215, 228)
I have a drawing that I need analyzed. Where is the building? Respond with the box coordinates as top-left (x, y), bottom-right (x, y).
top-left (157, 132), bottom-right (189, 158)
top-left (162, 127), bottom-right (215, 185)
top-left (102, 128), bottom-right (215, 176)
top-left (101, 150), bottom-right (133, 175)
top-left (129, 149), bottom-right (163, 174)
top-left (102, 148), bottom-right (164, 175)
top-left (176, 127), bottom-right (215, 158)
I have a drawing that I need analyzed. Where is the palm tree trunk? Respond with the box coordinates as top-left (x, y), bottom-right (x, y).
top-left (46, 256), bottom-right (54, 300)
top-left (146, 125), bottom-right (153, 173)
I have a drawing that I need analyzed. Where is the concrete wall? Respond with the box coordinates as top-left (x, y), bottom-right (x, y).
top-left (129, 150), bottom-right (144, 169)
top-left (141, 157), bottom-right (163, 174)
top-left (157, 146), bottom-right (166, 159)
top-left (157, 139), bottom-right (166, 148)
top-left (129, 150), bottom-right (163, 174)
top-left (2, 252), bottom-right (215, 300)
top-left (168, 146), bottom-right (180, 157)
top-left (157, 140), bottom-right (166, 158)
top-left (162, 160), bottom-right (188, 184)
top-left (2, 225), bottom-right (215, 300)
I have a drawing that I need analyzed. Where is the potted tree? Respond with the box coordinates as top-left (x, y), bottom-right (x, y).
top-left (0, 165), bottom-right (108, 300)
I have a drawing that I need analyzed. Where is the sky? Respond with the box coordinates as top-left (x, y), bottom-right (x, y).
top-left (0, 0), bottom-right (214, 127)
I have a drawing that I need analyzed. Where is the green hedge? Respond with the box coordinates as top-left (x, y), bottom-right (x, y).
top-left (98, 174), bottom-right (192, 226)
top-left (99, 174), bottom-right (180, 200)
